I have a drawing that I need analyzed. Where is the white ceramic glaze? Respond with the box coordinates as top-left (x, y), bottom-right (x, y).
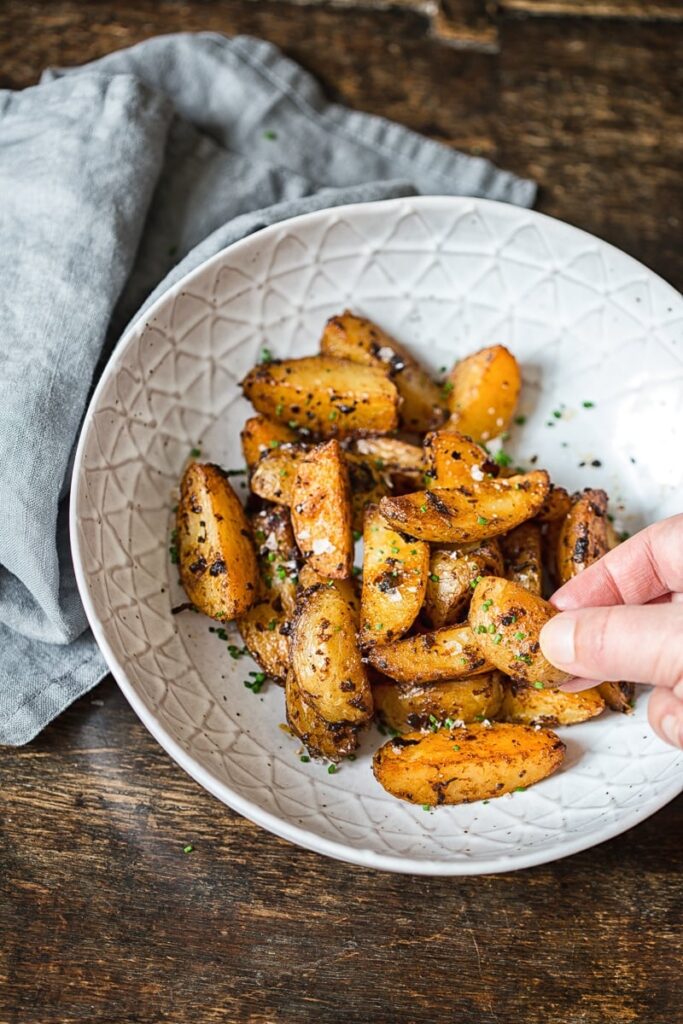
top-left (71, 197), bottom-right (683, 875)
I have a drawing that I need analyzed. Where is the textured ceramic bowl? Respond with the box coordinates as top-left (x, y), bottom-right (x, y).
top-left (71, 197), bottom-right (683, 874)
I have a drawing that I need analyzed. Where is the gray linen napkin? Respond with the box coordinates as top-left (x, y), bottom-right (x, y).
top-left (0, 32), bottom-right (535, 745)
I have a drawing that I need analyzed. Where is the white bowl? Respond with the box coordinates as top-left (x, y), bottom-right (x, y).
top-left (71, 196), bottom-right (683, 875)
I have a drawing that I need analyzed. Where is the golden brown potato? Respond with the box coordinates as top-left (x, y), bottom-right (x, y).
top-left (423, 540), bottom-right (503, 628)
top-left (372, 723), bottom-right (565, 805)
top-left (320, 311), bottom-right (445, 432)
top-left (359, 504), bottom-right (429, 646)
top-left (368, 624), bottom-right (491, 684)
top-left (236, 507), bottom-right (299, 679)
top-left (249, 444), bottom-right (306, 505)
top-left (241, 415), bottom-right (298, 470)
top-left (177, 462), bottom-right (258, 620)
top-left (535, 484), bottom-right (572, 523)
top-left (556, 489), bottom-right (610, 583)
top-left (291, 439), bottom-right (353, 578)
top-left (501, 522), bottom-right (543, 595)
top-left (290, 582), bottom-right (373, 723)
top-left (598, 680), bottom-right (635, 714)
top-left (423, 430), bottom-right (498, 488)
top-left (373, 672), bottom-right (504, 733)
top-left (345, 452), bottom-right (388, 532)
top-left (285, 671), bottom-right (360, 761)
top-left (242, 355), bottom-right (400, 437)
top-left (445, 345), bottom-right (521, 442)
top-left (469, 576), bottom-right (571, 688)
top-left (500, 678), bottom-right (605, 726)
top-left (378, 471), bottom-right (550, 543)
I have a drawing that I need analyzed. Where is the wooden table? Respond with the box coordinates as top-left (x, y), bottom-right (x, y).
top-left (1, 4), bottom-right (682, 1022)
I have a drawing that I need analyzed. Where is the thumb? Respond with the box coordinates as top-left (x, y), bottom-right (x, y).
top-left (539, 604), bottom-right (683, 690)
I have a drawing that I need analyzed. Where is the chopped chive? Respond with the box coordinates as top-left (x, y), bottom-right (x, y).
top-left (268, 439), bottom-right (280, 449)
top-left (422, 804), bottom-right (432, 812)
top-left (482, 599), bottom-right (493, 611)
top-left (263, 130), bottom-right (277, 141)
top-left (327, 764), bottom-right (337, 774)
top-left (328, 410), bottom-right (338, 421)
top-left (452, 744), bottom-right (461, 752)
top-left (477, 515), bottom-right (489, 526)
top-left (533, 681), bottom-right (545, 690)
top-left (514, 786), bottom-right (527, 792)
top-left (420, 504), bottom-right (427, 513)
top-left (493, 450), bottom-right (512, 467)
top-left (514, 415), bottom-right (526, 425)
top-left (514, 631), bottom-right (526, 641)
top-left (429, 573), bottom-right (440, 583)
top-left (267, 551), bottom-right (277, 563)
top-left (190, 447), bottom-right (201, 458)
top-left (492, 633), bottom-right (502, 645)
top-left (353, 529), bottom-right (362, 542)
top-left (275, 403), bottom-right (284, 416)
top-left (267, 619), bottom-right (277, 631)
top-left (183, 844), bottom-right (194, 854)
top-left (582, 400), bottom-right (595, 408)
top-left (300, 754), bottom-right (310, 763)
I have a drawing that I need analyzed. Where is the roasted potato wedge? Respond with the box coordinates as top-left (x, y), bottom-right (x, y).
top-left (242, 355), bottom-right (400, 437)
top-left (535, 484), bottom-right (572, 523)
top-left (285, 670), bottom-right (360, 761)
top-left (423, 540), bottom-right (503, 628)
top-left (360, 504), bottom-right (429, 646)
top-left (350, 436), bottom-right (424, 492)
top-left (249, 444), bottom-right (306, 505)
top-left (372, 723), bottom-right (565, 805)
top-left (500, 678), bottom-right (605, 726)
top-left (368, 624), bottom-right (491, 684)
top-left (373, 671), bottom-right (504, 733)
top-left (320, 311), bottom-right (445, 432)
top-left (598, 680), bottom-right (635, 714)
top-left (291, 440), bottom-right (353, 578)
top-left (556, 488), bottom-right (610, 583)
top-left (345, 452), bottom-right (388, 532)
top-left (236, 508), bottom-right (299, 678)
top-left (378, 471), bottom-right (550, 543)
top-left (241, 415), bottom-right (298, 470)
top-left (290, 582), bottom-right (372, 723)
top-left (469, 576), bottom-right (571, 688)
top-left (177, 462), bottom-right (258, 620)
top-left (445, 345), bottom-right (521, 442)
top-left (423, 430), bottom-right (498, 488)
top-left (501, 522), bottom-right (543, 595)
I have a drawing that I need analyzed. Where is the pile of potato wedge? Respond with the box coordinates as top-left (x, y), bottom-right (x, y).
top-left (174, 312), bottom-right (634, 808)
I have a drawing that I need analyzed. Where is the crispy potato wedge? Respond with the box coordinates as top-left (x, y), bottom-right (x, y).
top-left (320, 311), bottom-right (445, 432)
top-left (236, 508), bottom-right (299, 678)
top-left (360, 504), bottom-right (429, 646)
top-left (536, 484), bottom-right (572, 523)
top-left (241, 415), bottom-right (298, 470)
top-left (378, 471), bottom-right (550, 543)
top-left (345, 452), bottom-right (388, 532)
top-left (368, 624), bottom-right (491, 684)
top-left (469, 576), bottom-right (571, 688)
top-left (249, 444), bottom-right (306, 505)
top-left (445, 345), bottom-right (521, 442)
top-left (285, 671), bottom-right (360, 761)
top-left (350, 436), bottom-right (424, 492)
top-left (501, 522), bottom-right (543, 595)
top-left (290, 582), bottom-right (372, 723)
top-left (423, 430), bottom-right (498, 488)
top-left (242, 355), bottom-right (400, 437)
top-left (598, 680), bottom-right (635, 714)
top-left (423, 540), bottom-right (503, 628)
top-left (372, 723), bottom-right (565, 805)
top-left (177, 462), bottom-right (258, 620)
top-left (373, 671), bottom-right (504, 733)
top-left (556, 488), bottom-right (610, 583)
top-left (500, 678), bottom-right (605, 726)
top-left (291, 439), bottom-right (353, 578)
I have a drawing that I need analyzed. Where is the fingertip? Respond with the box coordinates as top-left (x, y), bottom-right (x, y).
top-left (540, 612), bottom-right (577, 669)
top-left (559, 677), bottom-right (602, 694)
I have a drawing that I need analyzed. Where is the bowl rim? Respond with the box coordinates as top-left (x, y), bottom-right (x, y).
top-left (70, 194), bottom-right (683, 875)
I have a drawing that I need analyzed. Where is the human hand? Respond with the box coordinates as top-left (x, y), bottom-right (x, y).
top-left (539, 513), bottom-right (683, 749)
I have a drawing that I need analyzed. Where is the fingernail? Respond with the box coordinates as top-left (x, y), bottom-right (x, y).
top-left (540, 614), bottom-right (576, 667)
top-left (660, 713), bottom-right (683, 749)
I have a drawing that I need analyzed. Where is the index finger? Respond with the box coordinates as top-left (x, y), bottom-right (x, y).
top-left (551, 513), bottom-right (683, 611)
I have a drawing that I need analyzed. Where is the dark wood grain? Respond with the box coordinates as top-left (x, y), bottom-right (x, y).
top-left (1, 3), bottom-right (682, 1022)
